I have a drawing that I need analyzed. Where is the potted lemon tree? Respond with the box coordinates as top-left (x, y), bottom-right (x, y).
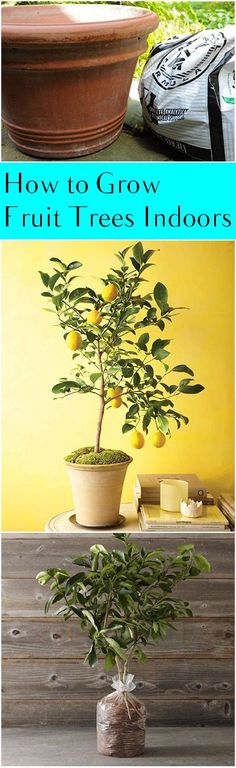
top-left (39, 242), bottom-right (204, 526)
top-left (36, 533), bottom-right (210, 757)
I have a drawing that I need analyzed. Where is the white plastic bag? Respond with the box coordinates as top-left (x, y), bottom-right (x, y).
top-left (139, 26), bottom-right (235, 161)
top-left (97, 675), bottom-right (146, 757)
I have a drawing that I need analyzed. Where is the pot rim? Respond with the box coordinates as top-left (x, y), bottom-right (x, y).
top-left (2, 4), bottom-right (159, 45)
top-left (65, 456), bottom-right (133, 471)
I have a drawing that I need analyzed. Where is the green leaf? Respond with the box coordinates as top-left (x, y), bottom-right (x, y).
top-left (90, 544), bottom-right (108, 556)
top-left (106, 638), bottom-right (127, 661)
top-left (179, 383), bottom-right (205, 394)
top-left (69, 288), bottom-right (87, 301)
top-left (122, 423), bottom-right (134, 434)
top-left (84, 643), bottom-right (97, 667)
top-left (147, 308), bottom-right (157, 321)
top-left (145, 364), bottom-right (154, 378)
top-left (152, 339), bottom-right (170, 360)
top-left (39, 271), bottom-right (50, 288)
top-left (51, 593), bottom-right (64, 606)
top-left (130, 257), bottom-right (140, 272)
top-left (49, 273), bottom-right (62, 291)
top-left (178, 544), bottom-right (194, 553)
top-left (36, 571), bottom-right (52, 585)
top-left (72, 555), bottom-right (90, 566)
top-left (134, 648), bottom-right (147, 661)
top-left (86, 288), bottom-right (97, 299)
top-left (104, 651), bottom-right (116, 672)
top-left (82, 610), bottom-right (98, 631)
top-left (139, 263), bottom-right (154, 275)
top-left (172, 365), bottom-right (194, 376)
top-left (67, 261), bottom-right (82, 270)
top-left (154, 282), bottom-right (168, 309)
top-left (133, 372), bottom-right (140, 387)
top-left (122, 366), bottom-right (133, 378)
top-left (54, 283), bottom-right (66, 295)
top-left (142, 249), bottom-right (155, 262)
top-left (49, 258), bottom-right (67, 268)
top-left (126, 404), bottom-right (139, 419)
top-left (132, 241), bottom-right (144, 264)
top-left (121, 307), bottom-right (139, 321)
top-left (156, 414), bottom-right (169, 434)
top-left (90, 373), bottom-right (102, 384)
top-left (87, 331), bottom-right (97, 343)
top-left (137, 332), bottom-right (149, 350)
top-left (167, 409), bottom-right (189, 425)
top-left (193, 554), bottom-right (211, 573)
top-left (52, 381), bottom-right (81, 394)
top-left (156, 319), bottom-right (165, 331)
top-left (143, 410), bottom-right (152, 432)
top-left (44, 597), bottom-right (54, 614)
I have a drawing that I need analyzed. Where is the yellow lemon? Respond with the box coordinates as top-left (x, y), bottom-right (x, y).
top-left (66, 330), bottom-right (82, 351)
top-left (113, 386), bottom-right (122, 396)
top-left (131, 430), bottom-right (145, 449)
top-left (107, 387), bottom-right (116, 400)
top-left (102, 283), bottom-right (119, 302)
top-left (111, 397), bottom-right (122, 408)
top-left (152, 431), bottom-right (166, 448)
top-left (87, 309), bottom-right (102, 325)
top-left (108, 387), bottom-right (122, 405)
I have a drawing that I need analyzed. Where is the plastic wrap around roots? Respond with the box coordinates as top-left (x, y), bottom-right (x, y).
top-left (97, 690), bottom-right (146, 757)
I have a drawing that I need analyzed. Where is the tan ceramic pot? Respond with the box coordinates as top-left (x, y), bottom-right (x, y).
top-left (2, 3), bottom-right (159, 158)
top-left (65, 457), bottom-right (132, 527)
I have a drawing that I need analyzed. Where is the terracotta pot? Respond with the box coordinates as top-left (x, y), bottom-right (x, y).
top-left (65, 456), bottom-right (132, 527)
top-left (2, 3), bottom-right (159, 158)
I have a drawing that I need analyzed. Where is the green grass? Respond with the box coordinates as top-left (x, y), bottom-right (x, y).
top-left (131, 2), bottom-right (235, 78)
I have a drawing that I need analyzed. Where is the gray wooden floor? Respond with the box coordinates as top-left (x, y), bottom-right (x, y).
top-left (2, 727), bottom-right (234, 766)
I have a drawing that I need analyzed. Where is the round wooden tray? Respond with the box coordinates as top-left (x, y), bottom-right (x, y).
top-left (46, 510), bottom-right (126, 532)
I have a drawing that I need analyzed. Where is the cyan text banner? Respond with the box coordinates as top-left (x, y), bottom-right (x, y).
top-left (0, 161), bottom-right (235, 240)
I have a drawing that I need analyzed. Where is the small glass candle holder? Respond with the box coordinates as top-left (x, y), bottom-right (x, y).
top-left (160, 479), bottom-right (188, 512)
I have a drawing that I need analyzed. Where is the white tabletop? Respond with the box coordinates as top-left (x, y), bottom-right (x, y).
top-left (45, 503), bottom-right (230, 535)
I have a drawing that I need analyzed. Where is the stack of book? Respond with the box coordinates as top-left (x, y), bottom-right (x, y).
top-left (133, 472), bottom-right (229, 531)
top-left (218, 493), bottom-right (235, 529)
top-left (134, 473), bottom-right (214, 512)
top-left (138, 504), bottom-right (229, 531)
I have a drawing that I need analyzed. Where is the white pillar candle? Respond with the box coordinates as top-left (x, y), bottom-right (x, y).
top-left (160, 479), bottom-right (188, 512)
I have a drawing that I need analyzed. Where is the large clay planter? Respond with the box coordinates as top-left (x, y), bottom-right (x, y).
top-left (2, 3), bottom-right (159, 158)
top-left (65, 457), bottom-right (132, 527)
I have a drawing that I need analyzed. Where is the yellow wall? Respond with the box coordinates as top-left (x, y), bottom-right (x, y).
top-left (2, 240), bottom-right (234, 531)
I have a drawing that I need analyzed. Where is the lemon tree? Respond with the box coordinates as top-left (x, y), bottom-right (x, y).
top-left (39, 242), bottom-right (204, 454)
top-left (36, 533), bottom-right (210, 675)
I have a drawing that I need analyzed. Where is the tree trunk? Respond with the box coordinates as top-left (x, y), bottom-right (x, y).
top-left (95, 340), bottom-right (105, 453)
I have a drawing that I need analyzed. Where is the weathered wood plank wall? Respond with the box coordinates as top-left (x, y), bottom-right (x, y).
top-left (2, 532), bottom-right (234, 727)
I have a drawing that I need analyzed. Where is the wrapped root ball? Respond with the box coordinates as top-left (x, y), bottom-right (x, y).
top-left (97, 690), bottom-right (146, 757)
